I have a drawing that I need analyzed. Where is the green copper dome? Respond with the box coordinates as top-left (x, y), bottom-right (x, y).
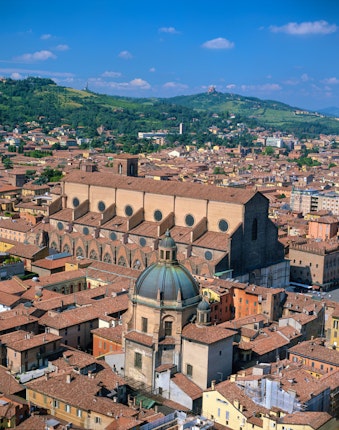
top-left (134, 230), bottom-right (200, 306)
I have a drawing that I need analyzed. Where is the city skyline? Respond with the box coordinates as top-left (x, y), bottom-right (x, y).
top-left (1, 0), bottom-right (339, 111)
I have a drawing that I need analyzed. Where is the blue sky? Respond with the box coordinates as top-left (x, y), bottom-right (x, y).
top-left (1, 0), bottom-right (339, 110)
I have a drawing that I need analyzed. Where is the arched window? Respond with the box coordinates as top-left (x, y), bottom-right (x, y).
top-left (63, 244), bottom-right (70, 253)
top-left (133, 259), bottom-right (141, 269)
top-left (252, 218), bottom-right (258, 241)
top-left (89, 250), bottom-right (98, 260)
top-left (118, 163), bottom-right (123, 174)
top-left (76, 247), bottom-right (84, 257)
top-left (50, 241), bottom-right (58, 250)
top-left (103, 253), bottom-right (112, 263)
top-left (118, 256), bottom-right (126, 267)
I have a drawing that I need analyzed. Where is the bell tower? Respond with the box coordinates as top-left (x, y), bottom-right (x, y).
top-left (113, 154), bottom-right (138, 177)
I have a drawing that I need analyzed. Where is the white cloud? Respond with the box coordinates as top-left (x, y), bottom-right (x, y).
top-left (101, 71), bottom-right (122, 78)
top-left (240, 83), bottom-right (282, 92)
top-left (55, 44), bottom-right (69, 51)
top-left (10, 72), bottom-right (23, 80)
top-left (15, 50), bottom-right (56, 62)
top-left (283, 78), bottom-right (299, 86)
top-left (226, 84), bottom-right (236, 89)
top-left (41, 34), bottom-right (52, 40)
top-left (322, 77), bottom-right (339, 85)
top-left (301, 73), bottom-right (311, 82)
top-left (202, 37), bottom-right (234, 50)
top-left (0, 67), bottom-right (74, 79)
top-left (130, 78), bottom-right (151, 89)
top-left (89, 77), bottom-right (151, 91)
top-left (158, 27), bottom-right (179, 34)
top-left (149, 67), bottom-right (156, 73)
top-left (163, 82), bottom-right (188, 90)
top-left (270, 20), bottom-right (337, 35)
top-left (118, 50), bottom-right (133, 59)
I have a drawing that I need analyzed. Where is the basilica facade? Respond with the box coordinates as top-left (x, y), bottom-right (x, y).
top-left (45, 155), bottom-right (289, 287)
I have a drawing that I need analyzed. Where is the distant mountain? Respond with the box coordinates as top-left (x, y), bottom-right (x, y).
top-left (0, 77), bottom-right (339, 138)
top-left (317, 106), bottom-right (339, 117)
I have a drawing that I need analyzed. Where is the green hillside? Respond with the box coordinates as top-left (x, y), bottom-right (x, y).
top-left (0, 77), bottom-right (338, 140)
top-left (164, 92), bottom-right (339, 133)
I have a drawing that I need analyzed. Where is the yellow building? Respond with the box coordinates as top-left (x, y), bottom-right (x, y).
top-left (330, 305), bottom-right (339, 348)
top-left (202, 380), bottom-right (337, 430)
top-left (26, 372), bottom-right (136, 429)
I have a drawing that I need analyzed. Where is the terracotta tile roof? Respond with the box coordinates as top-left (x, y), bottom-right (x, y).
top-left (0, 313), bottom-right (38, 332)
top-left (49, 208), bottom-right (73, 222)
top-left (155, 363), bottom-right (176, 372)
top-left (74, 211), bottom-right (102, 227)
top-left (23, 269), bottom-right (86, 289)
top-left (23, 290), bottom-right (74, 308)
top-left (91, 325), bottom-right (123, 344)
top-left (31, 256), bottom-right (73, 269)
top-left (26, 372), bottom-right (136, 417)
top-left (0, 290), bottom-right (21, 307)
top-left (63, 171), bottom-right (257, 205)
top-left (171, 373), bottom-right (202, 400)
top-left (39, 295), bottom-right (128, 329)
top-left (278, 411), bottom-right (334, 428)
top-left (124, 331), bottom-right (154, 347)
top-left (15, 414), bottom-right (82, 429)
top-left (182, 323), bottom-right (235, 344)
top-left (168, 226), bottom-right (192, 244)
top-left (129, 221), bottom-right (159, 238)
top-left (288, 338), bottom-right (339, 365)
top-left (8, 243), bottom-right (45, 258)
top-left (161, 398), bottom-right (190, 412)
top-left (2, 331), bottom-right (61, 351)
top-left (238, 328), bottom-right (290, 356)
top-left (50, 349), bottom-right (97, 372)
top-left (105, 415), bottom-right (144, 430)
top-left (219, 314), bottom-right (268, 330)
top-left (39, 305), bottom-right (99, 329)
top-left (0, 218), bottom-right (33, 232)
top-left (101, 216), bottom-right (129, 232)
top-left (213, 379), bottom-right (270, 419)
top-left (193, 231), bottom-right (231, 250)
top-left (0, 365), bottom-right (23, 395)
top-left (86, 261), bottom-right (140, 282)
top-left (158, 336), bottom-right (176, 345)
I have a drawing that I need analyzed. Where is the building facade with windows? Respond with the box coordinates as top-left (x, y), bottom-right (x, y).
top-left (44, 159), bottom-right (289, 288)
top-left (123, 232), bottom-right (234, 394)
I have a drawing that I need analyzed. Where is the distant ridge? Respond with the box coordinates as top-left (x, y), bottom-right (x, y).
top-left (317, 106), bottom-right (339, 117)
top-left (0, 77), bottom-right (339, 137)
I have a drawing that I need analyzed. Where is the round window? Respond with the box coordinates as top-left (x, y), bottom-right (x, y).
top-left (110, 232), bottom-right (117, 240)
top-left (154, 209), bottom-right (163, 222)
top-left (98, 201), bottom-right (106, 212)
top-left (57, 222), bottom-right (63, 231)
top-left (83, 227), bottom-right (89, 235)
top-left (73, 197), bottom-right (80, 207)
top-left (125, 205), bottom-right (133, 217)
top-left (205, 251), bottom-right (213, 261)
top-left (219, 219), bottom-right (229, 232)
top-left (185, 214), bottom-right (195, 227)
top-left (139, 237), bottom-right (146, 247)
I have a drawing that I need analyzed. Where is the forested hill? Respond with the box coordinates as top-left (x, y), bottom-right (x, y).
top-left (0, 77), bottom-right (339, 139)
